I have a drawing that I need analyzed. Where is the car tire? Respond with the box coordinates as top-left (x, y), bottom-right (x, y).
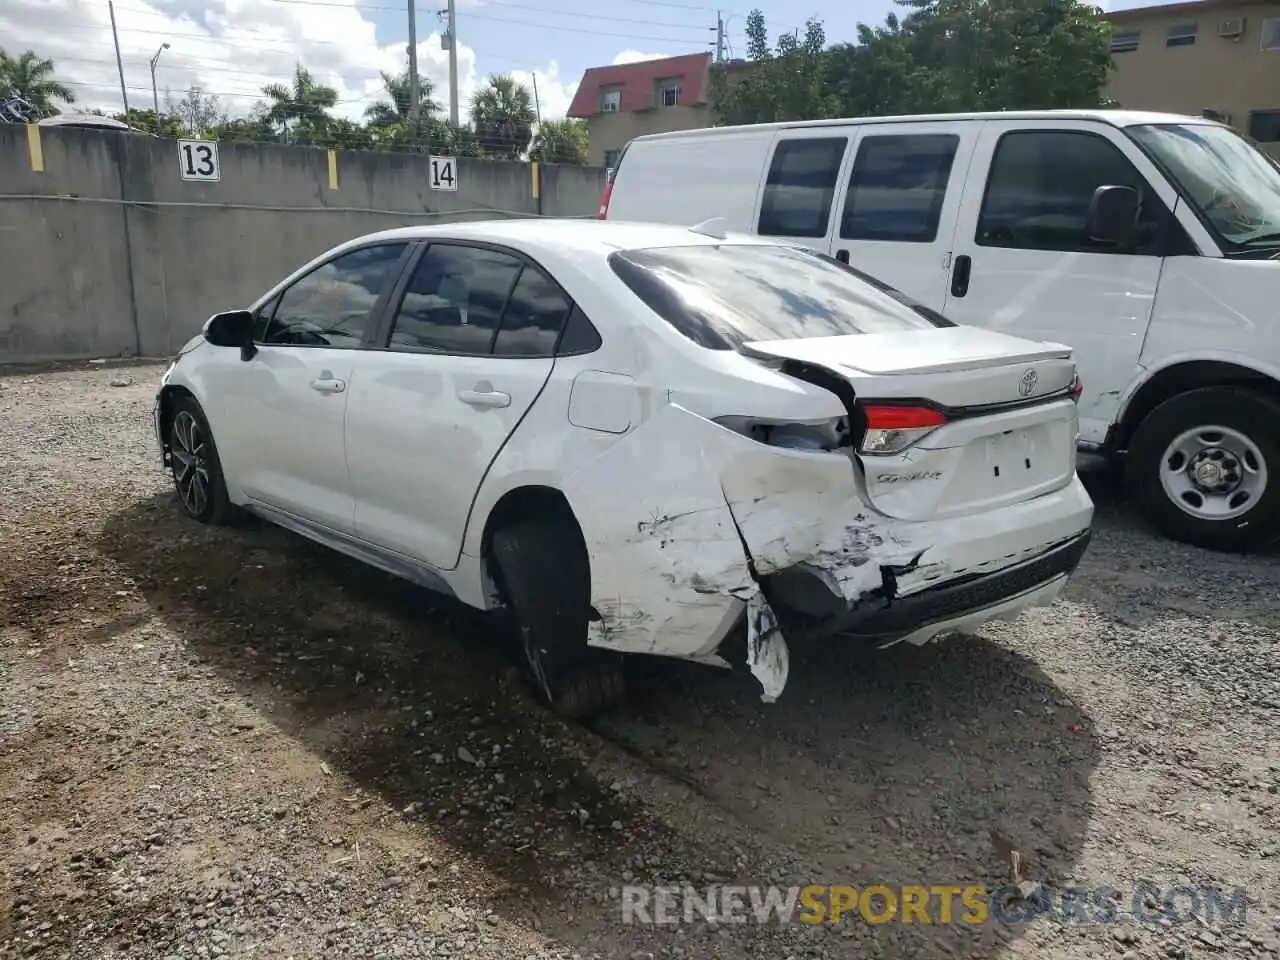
top-left (1125, 386), bottom-right (1280, 552)
top-left (490, 518), bottom-right (624, 719)
top-left (168, 395), bottom-right (236, 526)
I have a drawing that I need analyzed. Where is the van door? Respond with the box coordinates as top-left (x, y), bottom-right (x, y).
top-left (942, 119), bottom-right (1183, 445)
top-left (828, 121), bottom-right (979, 310)
top-left (753, 129), bottom-right (853, 254)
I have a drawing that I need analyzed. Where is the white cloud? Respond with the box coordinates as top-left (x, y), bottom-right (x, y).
top-left (610, 50), bottom-right (672, 65)
top-left (0, 0), bottom-right (551, 125)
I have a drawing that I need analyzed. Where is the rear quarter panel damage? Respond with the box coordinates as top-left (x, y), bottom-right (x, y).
top-left (560, 403), bottom-right (907, 699)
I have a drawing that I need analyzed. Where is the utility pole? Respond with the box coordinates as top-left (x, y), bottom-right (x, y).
top-left (715, 11), bottom-right (725, 62)
top-left (446, 0), bottom-right (459, 126)
top-left (532, 74), bottom-right (542, 126)
top-left (149, 42), bottom-right (169, 118)
top-left (108, 0), bottom-right (131, 118)
top-left (406, 0), bottom-right (420, 123)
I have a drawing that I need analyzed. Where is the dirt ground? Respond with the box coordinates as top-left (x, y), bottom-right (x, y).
top-left (2, 362), bottom-right (1279, 960)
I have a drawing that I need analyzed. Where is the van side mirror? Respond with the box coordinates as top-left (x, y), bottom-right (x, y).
top-left (1087, 184), bottom-right (1139, 245)
top-left (203, 310), bottom-right (257, 360)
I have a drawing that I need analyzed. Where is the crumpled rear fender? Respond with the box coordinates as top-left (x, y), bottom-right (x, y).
top-left (561, 403), bottom-right (905, 698)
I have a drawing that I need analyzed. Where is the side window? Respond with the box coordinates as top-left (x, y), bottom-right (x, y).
top-left (492, 265), bottom-right (572, 357)
top-left (557, 305), bottom-right (603, 355)
top-left (840, 134), bottom-right (959, 242)
top-left (387, 243), bottom-right (522, 354)
top-left (977, 130), bottom-right (1166, 255)
top-left (260, 243), bottom-right (408, 347)
top-left (757, 137), bottom-right (848, 238)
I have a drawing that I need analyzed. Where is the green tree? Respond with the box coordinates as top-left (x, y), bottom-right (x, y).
top-left (207, 115), bottom-right (278, 143)
top-left (365, 69), bottom-right (441, 129)
top-left (112, 108), bottom-right (188, 137)
top-left (0, 49), bottom-right (75, 116)
top-left (470, 74), bottom-right (537, 159)
top-left (165, 85), bottom-right (227, 136)
top-left (262, 64), bottom-right (338, 143)
top-left (708, 12), bottom-right (837, 125)
top-left (530, 118), bottom-right (589, 165)
top-left (709, 0), bottom-right (1114, 125)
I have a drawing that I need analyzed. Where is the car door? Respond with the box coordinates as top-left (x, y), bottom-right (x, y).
top-left (344, 241), bottom-right (570, 570)
top-left (211, 241), bottom-right (412, 533)
top-left (754, 130), bottom-right (852, 255)
top-left (828, 122), bottom-right (978, 310)
top-left (942, 120), bottom-right (1187, 444)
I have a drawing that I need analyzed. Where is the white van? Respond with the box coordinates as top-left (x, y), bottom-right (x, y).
top-left (599, 109), bottom-right (1280, 553)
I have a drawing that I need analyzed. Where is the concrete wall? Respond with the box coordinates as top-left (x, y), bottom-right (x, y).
top-left (0, 125), bottom-right (609, 362)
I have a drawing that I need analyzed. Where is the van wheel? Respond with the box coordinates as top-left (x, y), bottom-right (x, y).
top-left (490, 518), bottom-right (624, 719)
top-left (168, 396), bottom-right (235, 526)
top-left (1125, 386), bottom-right (1280, 552)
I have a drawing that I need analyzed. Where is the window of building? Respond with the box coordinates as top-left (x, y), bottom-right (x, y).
top-left (387, 243), bottom-right (522, 355)
top-left (756, 137), bottom-right (848, 238)
top-left (1261, 16), bottom-right (1280, 50)
top-left (601, 88), bottom-right (621, 112)
top-left (840, 134), bottom-right (959, 243)
top-left (1248, 110), bottom-right (1280, 143)
top-left (603, 149), bottom-right (621, 170)
top-left (976, 130), bottom-right (1165, 256)
top-left (657, 80), bottom-right (681, 107)
top-left (1166, 21), bottom-right (1198, 47)
top-left (1110, 29), bottom-right (1140, 53)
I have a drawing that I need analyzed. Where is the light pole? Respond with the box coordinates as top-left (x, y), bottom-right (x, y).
top-left (149, 42), bottom-right (170, 117)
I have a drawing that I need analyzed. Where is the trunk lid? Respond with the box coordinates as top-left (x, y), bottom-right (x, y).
top-left (741, 326), bottom-right (1080, 522)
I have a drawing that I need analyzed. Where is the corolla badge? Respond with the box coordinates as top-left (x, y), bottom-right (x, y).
top-left (1018, 368), bottom-right (1039, 398)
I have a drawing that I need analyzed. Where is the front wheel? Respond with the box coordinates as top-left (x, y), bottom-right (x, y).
top-left (1125, 386), bottom-right (1280, 552)
top-left (168, 395), bottom-right (235, 525)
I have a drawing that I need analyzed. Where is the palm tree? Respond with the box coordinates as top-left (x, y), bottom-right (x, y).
top-left (0, 49), bottom-right (76, 117)
top-left (470, 74), bottom-right (536, 159)
top-left (262, 64), bottom-right (338, 142)
top-left (530, 118), bottom-right (589, 165)
top-left (364, 69), bottom-right (440, 128)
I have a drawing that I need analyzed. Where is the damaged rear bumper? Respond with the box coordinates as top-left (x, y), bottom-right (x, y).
top-left (562, 404), bottom-right (1093, 702)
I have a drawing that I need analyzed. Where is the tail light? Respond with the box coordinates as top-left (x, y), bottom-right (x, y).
top-left (597, 180), bottom-right (613, 219)
top-left (1070, 373), bottom-right (1083, 401)
top-left (859, 405), bottom-right (947, 455)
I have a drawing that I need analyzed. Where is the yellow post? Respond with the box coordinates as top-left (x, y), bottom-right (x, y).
top-left (27, 124), bottom-right (44, 173)
top-left (530, 161), bottom-right (540, 200)
top-left (327, 149), bottom-right (339, 190)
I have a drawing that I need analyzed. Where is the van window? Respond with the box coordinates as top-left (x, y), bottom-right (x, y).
top-left (976, 130), bottom-right (1165, 255)
top-left (607, 243), bottom-right (945, 351)
top-left (840, 134), bottom-right (959, 242)
top-left (757, 138), bottom-right (848, 238)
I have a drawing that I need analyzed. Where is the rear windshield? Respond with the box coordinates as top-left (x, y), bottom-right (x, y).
top-left (607, 243), bottom-right (951, 350)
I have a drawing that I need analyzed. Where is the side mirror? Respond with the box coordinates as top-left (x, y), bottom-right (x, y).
top-left (1087, 184), bottom-right (1139, 245)
top-left (202, 310), bottom-right (257, 360)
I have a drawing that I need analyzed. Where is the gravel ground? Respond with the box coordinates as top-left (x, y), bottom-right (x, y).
top-left (2, 362), bottom-right (1279, 960)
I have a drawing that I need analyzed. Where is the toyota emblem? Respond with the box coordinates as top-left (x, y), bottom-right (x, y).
top-left (1018, 369), bottom-right (1039, 397)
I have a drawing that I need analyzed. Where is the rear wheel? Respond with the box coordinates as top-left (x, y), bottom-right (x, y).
top-left (168, 395), bottom-right (235, 526)
top-left (490, 518), bottom-right (624, 718)
top-left (1125, 386), bottom-right (1280, 552)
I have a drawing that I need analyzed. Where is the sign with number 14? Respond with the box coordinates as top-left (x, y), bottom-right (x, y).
top-left (429, 155), bottom-right (458, 191)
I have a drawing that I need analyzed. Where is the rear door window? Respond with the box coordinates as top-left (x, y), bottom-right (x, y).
top-left (757, 137), bottom-right (848, 239)
top-left (840, 134), bottom-right (960, 242)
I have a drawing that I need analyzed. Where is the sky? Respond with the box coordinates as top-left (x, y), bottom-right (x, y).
top-left (1, 0), bottom-right (1157, 126)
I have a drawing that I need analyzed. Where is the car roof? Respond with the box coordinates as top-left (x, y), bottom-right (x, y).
top-left (627, 109), bottom-right (1219, 144)
top-left (333, 218), bottom-right (778, 257)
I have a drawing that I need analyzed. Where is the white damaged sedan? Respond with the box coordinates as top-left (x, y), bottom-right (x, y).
top-left (155, 219), bottom-right (1093, 716)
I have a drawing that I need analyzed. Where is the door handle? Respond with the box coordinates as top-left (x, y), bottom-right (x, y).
top-left (458, 389), bottom-right (511, 409)
top-left (309, 377), bottom-right (346, 394)
top-left (950, 254), bottom-right (972, 298)
top-left (835, 249), bottom-right (850, 264)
